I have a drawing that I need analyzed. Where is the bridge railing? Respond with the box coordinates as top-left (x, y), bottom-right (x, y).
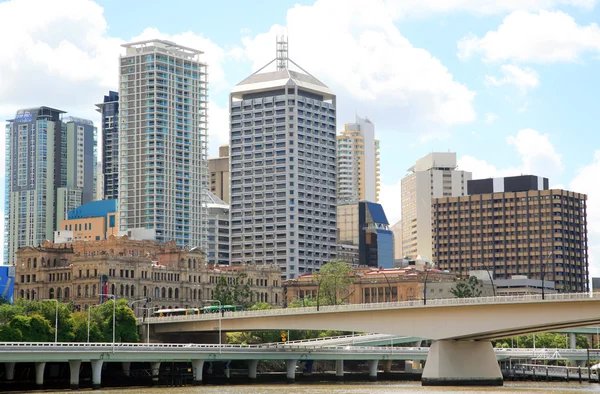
top-left (145, 291), bottom-right (600, 324)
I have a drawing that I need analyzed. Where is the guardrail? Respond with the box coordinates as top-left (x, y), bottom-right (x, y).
top-left (145, 292), bottom-right (600, 324)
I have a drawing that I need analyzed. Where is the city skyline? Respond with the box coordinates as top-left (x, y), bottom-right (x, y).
top-left (0, 0), bottom-right (599, 280)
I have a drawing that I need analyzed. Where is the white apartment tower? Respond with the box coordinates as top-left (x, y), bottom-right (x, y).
top-left (229, 38), bottom-right (337, 279)
top-left (118, 40), bottom-right (208, 249)
top-left (400, 152), bottom-right (471, 261)
top-left (337, 115), bottom-right (380, 204)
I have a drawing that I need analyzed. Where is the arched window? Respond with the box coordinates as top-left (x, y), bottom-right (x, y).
top-left (77, 285), bottom-right (82, 297)
top-left (20, 289), bottom-right (24, 298)
top-left (41, 257), bottom-right (45, 266)
top-left (275, 294), bottom-right (278, 304)
top-left (125, 285), bottom-right (129, 297)
top-left (57, 287), bottom-right (62, 301)
top-left (32, 290), bottom-right (36, 300)
top-left (120, 284), bottom-right (124, 296)
top-left (92, 284), bottom-right (97, 296)
top-left (85, 285), bottom-right (89, 297)
top-left (64, 287), bottom-right (70, 300)
top-left (174, 288), bottom-right (179, 299)
top-left (143, 286), bottom-right (147, 297)
top-left (26, 289), bottom-right (30, 300)
top-left (193, 289), bottom-right (197, 300)
top-left (49, 288), bottom-right (55, 299)
top-left (265, 293), bottom-right (268, 303)
top-left (155, 287), bottom-right (159, 299)
top-left (131, 285), bottom-right (135, 297)
top-left (193, 259), bottom-right (197, 269)
top-left (168, 288), bottom-right (173, 299)
top-left (27, 258), bottom-right (31, 268)
top-left (188, 259), bottom-right (192, 269)
top-left (33, 258), bottom-right (37, 268)
top-left (53, 259), bottom-right (57, 267)
top-left (111, 284), bottom-right (116, 295)
top-left (161, 287), bottom-right (166, 299)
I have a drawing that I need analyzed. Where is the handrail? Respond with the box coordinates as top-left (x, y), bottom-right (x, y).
top-left (144, 292), bottom-right (600, 324)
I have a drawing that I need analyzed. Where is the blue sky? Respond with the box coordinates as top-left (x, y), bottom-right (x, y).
top-left (1, 0), bottom-right (600, 278)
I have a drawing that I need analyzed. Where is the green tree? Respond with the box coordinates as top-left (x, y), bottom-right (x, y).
top-left (0, 324), bottom-right (23, 341)
top-left (288, 297), bottom-right (318, 308)
top-left (95, 300), bottom-right (139, 343)
top-left (213, 273), bottom-right (252, 307)
top-left (450, 276), bottom-right (483, 298)
top-left (249, 302), bottom-right (273, 311)
top-left (315, 261), bottom-right (354, 307)
top-left (71, 311), bottom-right (103, 342)
top-left (9, 314), bottom-right (54, 342)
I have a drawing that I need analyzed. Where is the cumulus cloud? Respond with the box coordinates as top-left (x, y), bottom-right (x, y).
top-left (484, 112), bottom-right (499, 124)
top-left (240, 0), bottom-right (476, 138)
top-left (379, 178), bottom-right (402, 224)
top-left (458, 10), bottom-right (600, 63)
top-left (485, 64), bottom-right (540, 92)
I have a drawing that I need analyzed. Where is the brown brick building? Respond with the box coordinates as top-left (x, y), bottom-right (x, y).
top-left (432, 177), bottom-right (588, 292)
top-left (14, 235), bottom-right (283, 313)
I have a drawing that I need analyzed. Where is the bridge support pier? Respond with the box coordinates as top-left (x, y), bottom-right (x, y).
top-left (91, 360), bottom-right (103, 390)
top-left (285, 359), bottom-right (297, 383)
top-left (150, 362), bottom-right (161, 385)
top-left (69, 360), bottom-right (81, 390)
top-left (122, 362), bottom-right (131, 377)
top-left (368, 360), bottom-right (378, 381)
top-left (422, 340), bottom-right (503, 386)
top-left (247, 360), bottom-right (258, 381)
top-left (383, 360), bottom-right (393, 373)
top-left (191, 359), bottom-right (205, 385)
top-left (35, 362), bottom-right (45, 389)
top-left (336, 360), bottom-right (344, 380)
top-left (5, 362), bottom-right (15, 380)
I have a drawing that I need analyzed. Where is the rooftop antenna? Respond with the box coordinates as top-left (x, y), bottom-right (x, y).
top-left (276, 35), bottom-right (288, 70)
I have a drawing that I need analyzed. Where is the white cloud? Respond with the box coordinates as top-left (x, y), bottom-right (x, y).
top-left (207, 101), bottom-right (230, 158)
top-left (485, 64), bottom-right (540, 92)
top-left (379, 178), bottom-right (402, 224)
top-left (458, 128), bottom-right (563, 180)
top-left (484, 112), bottom-right (499, 124)
top-left (240, 0), bottom-right (476, 138)
top-left (570, 151), bottom-right (600, 281)
top-left (387, 0), bottom-right (596, 18)
top-left (458, 10), bottom-right (600, 63)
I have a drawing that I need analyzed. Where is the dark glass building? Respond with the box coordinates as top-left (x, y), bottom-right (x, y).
top-left (95, 91), bottom-right (119, 200)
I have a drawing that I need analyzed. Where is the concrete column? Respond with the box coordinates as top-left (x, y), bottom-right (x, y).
top-left (191, 359), bottom-right (205, 385)
top-left (5, 362), bottom-right (15, 380)
top-left (335, 360), bottom-right (344, 380)
top-left (247, 360), bottom-right (258, 380)
top-left (383, 360), bottom-right (393, 373)
top-left (224, 361), bottom-right (231, 378)
top-left (368, 360), bottom-right (378, 381)
top-left (35, 362), bottom-right (46, 389)
top-left (150, 362), bottom-right (161, 385)
top-left (122, 362), bottom-right (131, 377)
top-left (422, 340), bottom-right (503, 386)
top-left (285, 359), bottom-right (297, 383)
top-left (90, 360), bottom-right (103, 390)
top-left (570, 333), bottom-right (577, 349)
top-left (68, 360), bottom-right (81, 390)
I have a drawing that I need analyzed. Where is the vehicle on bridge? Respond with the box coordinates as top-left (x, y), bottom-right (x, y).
top-left (153, 305), bottom-right (243, 317)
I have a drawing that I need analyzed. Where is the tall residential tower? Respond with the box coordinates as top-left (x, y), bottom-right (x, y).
top-left (400, 152), bottom-right (471, 261)
top-left (4, 107), bottom-right (96, 266)
top-left (337, 115), bottom-right (380, 204)
top-left (118, 40), bottom-right (208, 249)
top-left (95, 91), bottom-right (119, 201)
top-left (229, 38), bottom-right (337, 279)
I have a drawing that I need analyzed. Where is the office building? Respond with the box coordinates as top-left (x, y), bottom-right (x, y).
top-left (4, 107), bottom-right (96, 266)
top-left (118, 40), bottom-right (208, 249)
top-left (228, 39), bottom-right (337, 279)
top-left (337, 201), bottom-right (394, 268)
top-left (54, 200), bottom-right (119, 243)
top-left (337, 115), bottom-right (380, 204)
top-left (14, 236), bottom-right (283, 312)
top-left (432, 175), bottom-right (589, 292)
top-left (592, 277), bottom-right (600, 292)
top-left (401, 152), bottom-right (471, 261)
top-left (206, 191), bottom-right (229, 265)
top-left (95, 91), bottom-right (119, 200)
top-left (209, 145), bottom-right (230, 203)
top-left (391, 220), bottom-right (402, 260)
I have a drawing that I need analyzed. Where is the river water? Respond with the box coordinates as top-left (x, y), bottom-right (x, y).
top-left (62, 381), bottom-right (599, 394)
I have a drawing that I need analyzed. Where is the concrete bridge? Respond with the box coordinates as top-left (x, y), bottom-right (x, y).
top-left (146, 292), bottom-right (600, 385)
top-left (2, 342), bottom-right (600, 390)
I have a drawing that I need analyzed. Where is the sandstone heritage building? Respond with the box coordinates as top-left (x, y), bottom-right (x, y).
top-left (14, 236), bottom-right (282, 313)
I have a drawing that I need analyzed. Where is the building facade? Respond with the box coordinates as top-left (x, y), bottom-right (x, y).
top-left (391, 220), bottom-right (402, 261)
top-left (14, 236), bottom-right (283, 312)
top-left (228, 49), bottom-right (337, 279)
top-left (118, 40), bottom-right (208, 249)
top-left (209, 145), bottom-right (230, 204)
top-left (401, 152), bottom-right (471, 261)
top-left (432, 176), bottom-right (588, 292)
top-left (4, 107), bottom-right (96, 266)
top-left (336, 115), bottom-right (380, 204)
top-left (206, 191), bottom-right (229, 265)
top-left (55, 200), bottom-right (119, 243)
top-left (95, 91), bottom-right (119, 201)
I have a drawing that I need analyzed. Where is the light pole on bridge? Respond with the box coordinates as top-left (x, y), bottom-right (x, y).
top-left (42, 299), bottom-right (58, 343)
top-left (204, 299), bottom-right (222, 353)
top-left (99, 294), bottom-right (116, 352)
top-left (423, 262), bottom-right (435, 306)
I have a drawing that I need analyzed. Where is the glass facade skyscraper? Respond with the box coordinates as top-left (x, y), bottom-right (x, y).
top-left (96, 91), bottom-right (119, 201)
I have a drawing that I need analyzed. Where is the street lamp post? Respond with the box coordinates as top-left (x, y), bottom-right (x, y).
top-left (480, 262), bottom-right (496, 297)
top-left (204, 299), bottom-right (222, 353)
top-left (129, 297), bottom-right (151, 318)
top-left (42, 299), bottom-right (58, 343)
top-left (542, 251), bottom-right (553, 300)
top-left (141, 306), bottom-right (159, 344)
top-left (99, 294), bottom-right (116, 352)
top-left (423, 263), bottom-right (435, 306)
top-left (87, 304), bottom-right (98, 343)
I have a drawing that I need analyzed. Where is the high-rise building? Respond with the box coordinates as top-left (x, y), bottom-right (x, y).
top-left (4, 107), bottom-right (96, 266)
top-left (118, 40), bottom-right (208, 249)
top-left (95, 91), bottom-right (119, 201)
top-left (209, 145), bottom-right (230, 203)
top-left (206, 191), bottom-right (229, 265)
top-left (229, 39), bottom-right (337, 279)
top-left (432, 175), bottom-right (589, 292)
top-left (401, 152), bottom-right (471, 261)
top-left (337, 116), bottom-right (380, 204)
top-left (390, 220), bottom-right (402, 260)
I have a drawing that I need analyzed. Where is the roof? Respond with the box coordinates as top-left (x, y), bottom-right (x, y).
top-left (365, 202), bottom-right (389, 225)
top-left (205, 191), bottom-right (228, 209)
top-left (231, 68), bottom-right (334, 100)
